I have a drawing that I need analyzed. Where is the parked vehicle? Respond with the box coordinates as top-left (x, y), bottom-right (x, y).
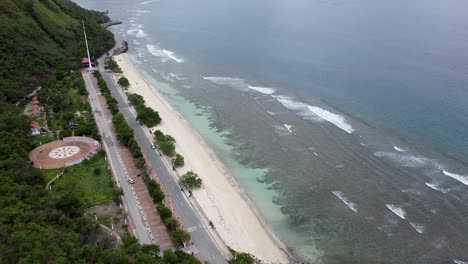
top-left (127, 177), bottom-right (135, 184)
top-left (151, 143), bottom-right (156, 149)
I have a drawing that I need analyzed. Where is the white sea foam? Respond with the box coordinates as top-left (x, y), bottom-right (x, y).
top-left (443, 170), bottom-right (468, 186)
top-left (271, 95), bottom-right (354, 133)
top-left (135, 29), bottom-right (148, 38)
top-left (283, 124), bottom-right (293, 134)
top-left (409, 222), bottom-right (425, 234)
top-left (307, 106), bottom-right (354, 134)
top-left (272, 95), bottom-right (310, 111)
top-left (127, 24), bottom-right (143, 35)
top-left (374, 152), bottom-right (430, 168)
top-left (247, 86), bottom-right (276, 95)
top-left (146, 45), bottom-right (184, 63)
top-left (425, 182), bottom-right (449, 193)
top-left (332, 191), bottom-right (358, 213)
top-left (138, 0), bottom-right (158, 5)
top-left (163, 49), bottom-right (184, 63)
top-left (453, 260), bottom-right (468, 264)
top-left (267, 111), bottom-right (276, 116)
top-left (394, 146), bottom-right (406, 152)
top-left (313, 152), bottom-right (318, 156)
top-left (386, 204), bottom-right (406, 219)
top-left (202, 76), bottom-right (249, 90)
top-left (273, 125), bottom-right (290, 136)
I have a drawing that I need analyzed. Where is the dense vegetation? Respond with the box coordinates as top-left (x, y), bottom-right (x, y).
top-left (38, 71), bottom-right (101, 139)
top-left (147, 178), bottom-right (191, 246)
top-left (94, 70), bottom-right (119, 115)
top-left (105, 58), bottom-right (122, 73)
top-left (0, 0), bottom-right (114, 103)
top-left (0, 81), bottom-right (187, 264)
top-left (154, 129), bottom-right (176, 156)
top-left (228, 248), bottom-right (255, 264)
top-left (0, 0), bottom-right (203, 262)
top-left (127, 93), bottom-right (161, 127)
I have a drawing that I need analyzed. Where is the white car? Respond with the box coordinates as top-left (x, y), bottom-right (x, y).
top-left (127, 178), bottom-right (135, 184)
top-left (151, 143), bottom-right (156, 149)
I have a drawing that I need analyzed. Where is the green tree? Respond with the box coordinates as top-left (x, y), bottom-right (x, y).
top-left (171, 228), bottom-right (191, 246)
top-left (157, 203), bottom-right (173, 219)
top-left (163, 250), bottom-right (178, 264)
top-left (179, 171), bottom-right (203, 190)
top-left (56, 193), bottom-right (82, 217)
top-left (164, 217), bottom-right (179, 232)
top-left (172, 153), bottom-right (184, 167)
top-left (118, 76), bottom-right (130, 89)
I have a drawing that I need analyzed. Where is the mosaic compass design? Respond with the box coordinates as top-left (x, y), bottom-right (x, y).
top-left (48, 146), bottom-right (80, 159)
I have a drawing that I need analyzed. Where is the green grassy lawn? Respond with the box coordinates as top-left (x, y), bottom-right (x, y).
top-left (51, 151), bottom-right (115, 208)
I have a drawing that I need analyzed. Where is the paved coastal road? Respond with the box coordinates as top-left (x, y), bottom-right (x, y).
top-left (82, 70), bottom-right (153, 245)
top-left (98, 58), bottom-right (228, 264)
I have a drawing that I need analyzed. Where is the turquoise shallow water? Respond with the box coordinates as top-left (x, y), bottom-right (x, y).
top-left (76, 0), bottom-right (468, 262)
top-left (137, 67), bottom-right (288, 230)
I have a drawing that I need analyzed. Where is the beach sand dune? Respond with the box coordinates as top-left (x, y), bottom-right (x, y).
top-left (114, 54), bottom-right (289, 263)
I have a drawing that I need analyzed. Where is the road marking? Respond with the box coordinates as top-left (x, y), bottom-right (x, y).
top-left (187, 226), bottom-right (197, 233)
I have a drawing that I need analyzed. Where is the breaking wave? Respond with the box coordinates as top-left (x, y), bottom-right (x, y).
top-left (247, 86), bottom-right (276, 95)
top-left (425, 182), bottom-right (449, 193)
top-left (409, 222), bottom-right (425, 234)
top-left (272, 95), bottom-right (355, 133)
top-left (307, 105), bottom-right (354, 133)
top-left (283, 124), bottom-right (293, 134)
top-left (394, 146), bottom-right (406, 152)
top-left (374, 152), bottom-right (431, 168)
top-left (146, 45), bottom-right (184, 63)
top-left (386, 204), bottom-right (406, 219)
top-left (202, 76), bottom-right (248, 90)
top-left (138, 0), bottom-right (158, 5)
top-left (202, 77), bottom-right (354, 133)
top-left (443, 171), bottom-right (468, 186)
top-left (332, 191), bottom-right (358, 213)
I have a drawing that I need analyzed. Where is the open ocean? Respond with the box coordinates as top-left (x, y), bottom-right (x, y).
top-left (76, 0), bottom-right (468, 263)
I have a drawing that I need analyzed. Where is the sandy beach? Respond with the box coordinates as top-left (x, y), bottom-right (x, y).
top-left (113, 53), bottom-right (289, 263)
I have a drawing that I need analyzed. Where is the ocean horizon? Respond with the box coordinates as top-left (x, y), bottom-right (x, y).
top-left (76, 0), bottom-right (468, 262)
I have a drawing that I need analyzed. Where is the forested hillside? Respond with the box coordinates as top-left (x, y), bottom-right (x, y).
top-left (0, 1), bottom-right (202, 263)
top-left (0, 0), bottom-right (114, 102)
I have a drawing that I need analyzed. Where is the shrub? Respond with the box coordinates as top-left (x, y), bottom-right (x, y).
top-left (171, 228), bottom-right (191, 246)
top-left (164, 217), bottom-right (179, 232)
top-left (172, 153), bottom-right (184, 167)
top-left (156, 203), bottom-right (172, 219)
top-left (106, 59), bottom-right (122, 73)
top-left (154, 130), bottom-right (176, 156)
top-left (118, 76), bottom-right (130, 89)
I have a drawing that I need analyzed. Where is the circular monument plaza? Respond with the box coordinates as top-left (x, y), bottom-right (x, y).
top-left (29, 136), bottom-right (100, 169)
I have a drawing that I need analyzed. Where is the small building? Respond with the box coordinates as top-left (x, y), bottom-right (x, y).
top-left (30, 121), bottom-right (41, 136)
top-left (81, 57), bottom-right (96, 68)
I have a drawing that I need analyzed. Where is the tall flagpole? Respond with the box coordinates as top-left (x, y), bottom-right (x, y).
top-left (82, 19), bottom-right (93, 70)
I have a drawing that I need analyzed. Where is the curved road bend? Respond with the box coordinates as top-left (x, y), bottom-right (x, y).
top-left (82, 70), bottom-right (153, 245)
top-left (98, 58), bottom-right (228, 264)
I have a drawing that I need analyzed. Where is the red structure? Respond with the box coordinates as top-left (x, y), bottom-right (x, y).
top-left (81, 57), bottom-right (96, 68)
